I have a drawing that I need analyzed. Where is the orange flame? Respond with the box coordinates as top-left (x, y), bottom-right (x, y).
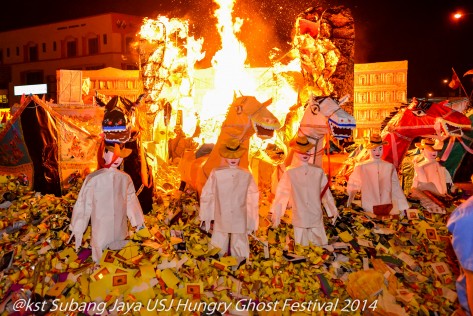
top-left (139, 3), bottom-right (302, 146)
top-left (139, 16), bottom-right (204, 137)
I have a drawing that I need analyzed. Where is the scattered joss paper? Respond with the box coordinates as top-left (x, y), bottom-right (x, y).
top-left (0, 168), bottom-right (465, 316)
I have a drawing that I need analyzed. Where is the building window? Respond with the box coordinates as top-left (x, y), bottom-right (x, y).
top-left (397, 91), bottom-right (406, 102)
top-left (67, 41), bottom-right (77, 57)
top-left (16, 47), bottom-right (20, 56)
top-left (371, 92), bottom-right (377, 103)
top-left (85, 64), bottom-right (105, 70)
top-left (53, 41), bottom-right (57, 51)
top-left (42, 43), bottom-right (46, 53)
top-left (88, 37), bottom-right (99, 55)
top-left (23, 71), bottom-right (43, 84)
top-left (373, 110), bottom-right (380, 120)
top-left (6, 48), bottom-right (9, 57)
top-left (29, 46), bottom-right (38, 62)
top-left (371, 74), bottom-right (378, 85)
top-left (396, 73), bottom-right (405, 83)
top-left (125, 37), bottom-right (133, 53)
top-left (0, 50), bottom-right (2, 64)
top-left (103, 34), bottom-right (108, 45)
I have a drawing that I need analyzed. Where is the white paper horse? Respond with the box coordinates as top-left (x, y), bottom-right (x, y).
top-left (285, 94), bottom-right (356, 167)
top-left (271, 95), bottom-right (356, 193)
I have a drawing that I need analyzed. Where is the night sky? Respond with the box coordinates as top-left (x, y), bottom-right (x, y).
top-left (2, 0), bottom-right (473, 98)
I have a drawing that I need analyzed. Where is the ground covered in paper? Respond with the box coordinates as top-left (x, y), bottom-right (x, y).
top-left (0, 163), bottom-right (469, 316)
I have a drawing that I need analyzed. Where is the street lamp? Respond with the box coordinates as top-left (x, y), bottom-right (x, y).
top-left (443, 79), bottom-right (449, 97)
top-left (453, 11), bottom-right (473, 20)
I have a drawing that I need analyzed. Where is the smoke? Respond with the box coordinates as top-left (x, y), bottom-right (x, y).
top-left (234, 2), bottom-right (286, 67)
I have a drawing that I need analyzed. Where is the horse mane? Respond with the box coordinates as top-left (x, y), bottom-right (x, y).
top-left (380, 103), bottom-right (409, 131)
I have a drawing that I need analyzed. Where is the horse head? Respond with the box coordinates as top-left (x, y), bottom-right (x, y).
top-left (299, 94), bottom-right (356, 140)
top-left (223, 95), bottom-right (281, 141)
top-left (99, 94), bottom-right (144, 143)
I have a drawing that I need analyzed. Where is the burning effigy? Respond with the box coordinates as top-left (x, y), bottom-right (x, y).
top-left (0, 0), bottom-right (472, 315)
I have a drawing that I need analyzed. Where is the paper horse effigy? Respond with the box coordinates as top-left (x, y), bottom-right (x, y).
top-left (284, 94), bottom-right (355, 167)
top-left (179, 94), bottom-right (281, 195)
top-left (272, 95), bottom-right (355, 192)
top-left (96, 94), bottom-right (154, 214)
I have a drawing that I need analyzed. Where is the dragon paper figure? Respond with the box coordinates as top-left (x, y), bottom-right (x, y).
top-left (338, 98), bottom-right (471, 183)
top-left (441, 109), bottom-right (473, 182)
top-left (179, 95), bottom-right (281, 195)
top-left (380, 97), bottom-right (471, 168)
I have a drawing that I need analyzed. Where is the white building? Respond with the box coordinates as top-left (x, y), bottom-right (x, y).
top-left (353, 60), bottom-right (408, 139)
top-left (0, 13), bottom-right (144, 106)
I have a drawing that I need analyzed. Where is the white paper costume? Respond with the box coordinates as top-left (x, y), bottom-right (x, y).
top-left (412, 138), bottom-right (453, 196)
top-left (271, 136), bottom-right (338, 246)
top-left (347, 134), bottom-right (409, 214)
top-left (70, 143), bottom-right (145, 262)
top-left (199, 139), bottom-right (259, 259)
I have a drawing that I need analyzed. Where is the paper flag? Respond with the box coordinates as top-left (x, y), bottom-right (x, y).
top-left (220, 256), bottom-right (238, 267)
top-left (406, 209), bottom-right (419, 220)
top-left (58, 247), bottom-right (78, 262)
top-left (396, 252), bottom-right (419, 270)
top-left (112, 274), bottom-right (128, 287)
top-left (396, 289), bottom-right (414, 304)
top-left (134, 226), bottom-right (152, 239)
top-left (185, 282), bottom-right (203, 299)
top-left (100, 249), bottom-right (119, 266)
top-left (115, 241), bottom-right (141, 262)
top-left (431, 262), bottom-right (451, 277)
top-left (140, 265), bottom-right (156, 281)
top-left (338, 231), bottom-right (353, 242)
top-left (142, 240), bottom-right (162, 250)
top-left (211, 259), bottom-right (229, 271)
top-left (160, 268), bottom-right (180, 290)
top-left (91, 267), bottom-right (111, 282)
top-left (442, 286), bottom-right (457, 302)
top-left (46, 281), bottom-right (70, 297)
top-left (127, 280), bottom-right (157, 303)
top-left (357, 238), bottom-right (374, 248)
top-left (89, 275), bottom-right (112, 300)
top-left (152, 228), bottom-right (166, 243)
top-left (425, 228), bottom-right (439, 241)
